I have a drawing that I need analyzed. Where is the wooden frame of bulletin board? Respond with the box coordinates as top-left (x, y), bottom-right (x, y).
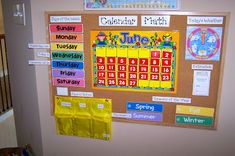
top-left (46, 11), bottom-right (229, 130)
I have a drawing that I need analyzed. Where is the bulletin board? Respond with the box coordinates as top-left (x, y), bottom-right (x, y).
top-left (46, 11), bottom-right (229, 130)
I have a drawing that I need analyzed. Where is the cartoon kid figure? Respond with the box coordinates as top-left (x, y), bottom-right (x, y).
top-left (96, 32), bottom-right (108, 46)
top-left (161, 33), bottom-right (176, 48)
top-left (162, 34), bottom-right (172, 46)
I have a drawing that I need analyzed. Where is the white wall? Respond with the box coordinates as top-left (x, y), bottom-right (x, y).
top-left (29, 0), bottom-right (235, 155)
top-left (2, 0), bottom-right (43, 155)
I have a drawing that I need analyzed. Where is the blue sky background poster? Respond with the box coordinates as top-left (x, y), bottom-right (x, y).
top-left (85, 0), bottom-right (179, 10)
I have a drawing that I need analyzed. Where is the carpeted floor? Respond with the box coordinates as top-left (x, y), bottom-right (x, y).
top-left (0, 109), bottom-right (17, 148)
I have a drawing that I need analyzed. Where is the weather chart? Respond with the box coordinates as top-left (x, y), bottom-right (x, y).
top-left (186, 26), bottom-right (222, 61)
top-left (91, 31), bottom-right (179, 92)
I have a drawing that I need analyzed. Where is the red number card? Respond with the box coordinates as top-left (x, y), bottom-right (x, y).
top-left (151, 50), bottom-right (160, 58)
top-left (139, 73), bottom-right (148, 80)
top-left (118, 65), bottom-right (126, 71)
top-left (129, 65), bottom-right (137, 72)
top-left (97, 64), bottom-right (105, 70)
top-left (150, 59), bottom-right (160, 65)
top-left (139, 66), bottom-right (148, 72)
top-left (129, 58), bottom-right (138, 65)
top-left (107, 72), bottom-right (116, 78)
top-left (107, 64), bottom-right (115, 71)
top-left (107, 57), bottom-right (116, 63)
top-left (162, 59), bottom-right (172, 66)
top-left (129, 73), bottom-right (137, 79)
top-left (161, 74), bottom-right (171, 81)
top-left (97, 79), bottom-right (105, 85)
top-left (118, 79), bottom-right (126, 86)
top-left (118, 72), bottom-right (126, 79)
top-left (150, 74), bottom-right (160, 80)
top-left (97, 71), bottom-right (105, 78)
top-left (162, 67), bottom-right (171, 73)
top-left (139, 58), bottom-right (148, 65)
top-left (129, 80), bottom-right (137, 86)
top-left (108, 79), bottom-right (116, 86)
top-left (118, 57), bottom-right (126, 64)
top-left (162, 51), bottom-right (172, 58)
top-left (97, 57), bottom-right (105, 64)
top-left (151, 66), bottom-right (160, 73)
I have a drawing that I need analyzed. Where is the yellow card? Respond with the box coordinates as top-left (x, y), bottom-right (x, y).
top-left (176, 105), bottom-right (215, 117)
top-left (117, 47), bottom-right (127, 57)
top-left (139, 48), bottom-right (150, 58)
top-left (106, 47), bottom-right (117, 57)
top-left (149, 81), bottom-right (160, 88)
top-left (138, 80), bottom-right (149, 87)
top-left (128, 48), bottom-right (139, 58)
top-left (162, 47), bottom-right (173, 53)
top-left (160, 81), bottom-right (172, 88)
top-left (96, 46), bottom-right (106, 56)
top-left (51, 43), bottom-right (83, 51)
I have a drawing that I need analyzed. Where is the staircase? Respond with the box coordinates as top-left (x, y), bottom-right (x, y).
top-left (0, 34), bottom-right (17, 148)
top-left (0, 34), bottom-right (12, 115)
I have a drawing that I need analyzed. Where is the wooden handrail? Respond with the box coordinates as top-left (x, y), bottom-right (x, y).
top-left (0, 33), bottom-right (12, 115)
top-left (0, 34), bottom-right (5, 38)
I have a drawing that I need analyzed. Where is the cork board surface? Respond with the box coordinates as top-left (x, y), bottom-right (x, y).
top-left (46, 11), bottom-right (229, 130)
